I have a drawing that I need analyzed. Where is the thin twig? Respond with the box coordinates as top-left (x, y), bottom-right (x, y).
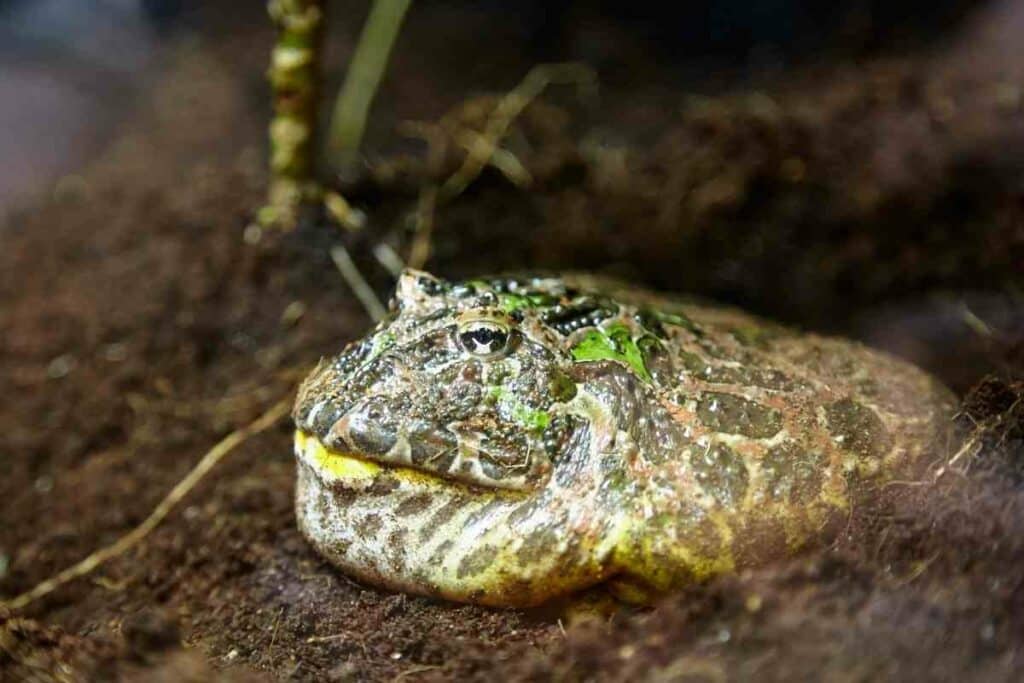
top-left (437, 62), bottom-right (596, 203)
top-left (890, 552), bottom-right (941, 588)
top-left (267, 606), bottom-right (286, 665)
top-left (946, 430), bottom-right (982, 470)
top-left (325, 190), bottom-right (369, 232)
top-left (393, 665), bottom-right (441, 681)
top-left (306, 632), bottom-right (352, 644)
top-left (330, 244), bottom-right (387, 321)
top-left (407, 62), bottom-right (596, 269)
top-left (406, 185), bottom-right (437, 270)
top-left (372, 242), bottom-right (406, 278)
top-left (958, 301), bottom-right (995, 338)
top-left (453, 129), bottom-right (532, 187)
top-left (1, 398), bottom-right (291, 612)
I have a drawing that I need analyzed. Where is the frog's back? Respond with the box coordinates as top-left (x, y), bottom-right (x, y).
top-left (559, 274), bottom-right (956, 592)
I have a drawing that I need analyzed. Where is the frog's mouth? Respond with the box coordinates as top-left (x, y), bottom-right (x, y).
top-left (295, 430), bottom-right (392, 482)
top-left (294, 430), bottom-right (540, 492)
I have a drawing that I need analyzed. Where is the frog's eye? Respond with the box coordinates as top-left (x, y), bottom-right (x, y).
top-left (457, 320), bottom-right (511, 358)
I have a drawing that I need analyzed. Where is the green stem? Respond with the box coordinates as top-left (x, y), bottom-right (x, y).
top-left (261, 0), bottom-right (325, 228)
top-left (328, 0), bottom-right (412, 171)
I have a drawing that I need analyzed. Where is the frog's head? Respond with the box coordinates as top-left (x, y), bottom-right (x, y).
top-left (293, 269), bottom-right (688, 604)
top-left (294, 269), bottom-right (601, 491)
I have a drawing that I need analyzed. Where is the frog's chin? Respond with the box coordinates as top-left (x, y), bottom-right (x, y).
top-left (293, 430), bottom-right (539, 491)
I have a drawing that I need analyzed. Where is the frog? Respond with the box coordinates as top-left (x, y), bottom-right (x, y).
top-left (292, 269), bottom-right (956, 607)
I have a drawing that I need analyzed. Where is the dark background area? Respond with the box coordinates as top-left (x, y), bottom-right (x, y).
top-left (0, 0), bottom-right (1001, 212)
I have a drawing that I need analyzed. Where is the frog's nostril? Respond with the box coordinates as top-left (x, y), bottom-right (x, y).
top-left (325, 412), bottom-right (353, 451)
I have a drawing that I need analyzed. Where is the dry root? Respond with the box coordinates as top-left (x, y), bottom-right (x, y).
top-left (1, 398), bottom-right (292, 612)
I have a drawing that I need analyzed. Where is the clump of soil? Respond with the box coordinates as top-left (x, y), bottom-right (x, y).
top-left (3, 5), bottom-right (1024, 681)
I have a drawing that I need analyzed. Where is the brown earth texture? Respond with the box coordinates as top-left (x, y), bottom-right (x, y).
top-left (2, 1), bottom-right (1024, 681)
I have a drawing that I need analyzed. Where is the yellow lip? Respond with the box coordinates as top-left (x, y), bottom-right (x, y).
top-left (295, 430), bottom-right (382, 480)
top-left (294, 430), bottom-right (534, 498)
top-left (295, 430), bottom-right (475, 489)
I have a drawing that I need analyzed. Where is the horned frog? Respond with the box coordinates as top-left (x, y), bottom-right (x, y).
top-left (293, 269), bottom-right (955, 607)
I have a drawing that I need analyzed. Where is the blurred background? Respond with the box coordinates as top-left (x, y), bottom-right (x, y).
top-left (4, 0), bottom-right (1021, 212)
top-left (2, 3), bottom-right (1024, 680)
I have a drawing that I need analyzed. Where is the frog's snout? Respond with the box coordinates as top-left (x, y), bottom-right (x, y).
top-left (327, 396), bottom-right (460, 470)
top-left (329, 396), bottom-right (399, 456)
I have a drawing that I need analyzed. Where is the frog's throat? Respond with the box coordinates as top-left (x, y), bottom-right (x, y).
top-left (293, 428), bottom-right (633, 606)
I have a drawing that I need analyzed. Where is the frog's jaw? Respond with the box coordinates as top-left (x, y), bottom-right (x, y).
top-left (317, 407), bottom-right (547, 491)
top-left (295, 352), bottom-right (558, 492)
top-left (293, 430), bottom-right (623, 606)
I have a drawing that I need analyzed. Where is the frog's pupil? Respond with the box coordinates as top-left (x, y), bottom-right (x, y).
top-left (460, 326), bottom-right (507, 354)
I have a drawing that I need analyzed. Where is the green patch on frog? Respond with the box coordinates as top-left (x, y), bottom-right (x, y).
top-left (486, 361), bottom-right (516, 386)
top-left (488, 386), bottom-right (551, 433)
top-left (485, 384), bottom-right (506, 403)
top-left (548, 372), bottom-right (577, 402)
top-left (571, 322), bottom-right (655, 383)
top-left (599, 467), bottom-right (631, 494)
top-left (498, 292), bottom-right (557, 313)
top-left (512, 404), bottom-right (551, 432)
top-left (365, 331), bottom-right (397, 364)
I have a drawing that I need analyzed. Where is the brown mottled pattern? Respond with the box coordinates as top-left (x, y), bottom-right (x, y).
top-left (697, 392), bottom-right (783, 438)
top-left (690, 443), bottom-right (750, 506)
top-left (292, 270), bottom-right (958, 607)
top-left (418, 496), bottom-right (467, 543)
top-left (395, 492), bottom-right (435, 517)
top-left (824, 397), bottom-right (892, 459)
top-left (760, 442), bottom-right (826, 504)
top-left (457, 544), bottom-right (499, 579)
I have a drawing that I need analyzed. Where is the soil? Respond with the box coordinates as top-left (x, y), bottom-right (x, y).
top-left (2, 2), bottom-right (1024, 681)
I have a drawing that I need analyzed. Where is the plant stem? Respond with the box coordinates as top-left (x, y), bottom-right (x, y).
top-left (328, 0), bottom-right (412, 172)
top-left (262, 0), bottom-right (325, 229)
